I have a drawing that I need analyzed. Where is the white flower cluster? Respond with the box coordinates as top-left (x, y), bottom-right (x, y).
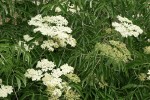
top-left (112, 15), bottom-right (143, 37)
top-left (52, 88), bottom-right (62, 97)
top-left (132, 14), bottom-right (143, 18)
top-left (147, 39), bottom-right (150, 42)
top-left (41, 40), bottom-right (59, 52)
top-left (95, 40), bottom-right (132, 63)
top-left (55, 1), bottom-right (80, 13)
top-left (0, 79), bottom-right (13, 98)
top-left (60, 64), bottom-right (74, 74)
top-left (18, 34), bottom-right (39, 52)
top-left (23, 34), bottom-right (33, 42)
top-left (147, 70), bottom-right (150, 80)
top-left (25, 59), bottom-right (80, 99)
top-left (138, 73), bottom-right (146, 81)
top-left (36, 59), bottom-right (56, 72)
top-left (143, 46), bottom-right (150, 54)
top-left (25, 69), bottom-right (43, 81)
top-left (28, 14), bottom-right (76, 52)
top-left (32, 0), bottom-right (48, 6)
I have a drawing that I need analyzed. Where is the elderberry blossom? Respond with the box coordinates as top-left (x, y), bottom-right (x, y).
top-left (28, 14), bottom-right (76, 52)
top-left (95, 40), bottom-right (132, 63)
top-left (25, 69), bottom-right (43, 81)
top-left (52, 88), bottom-right (62, 98)
top-left (23, 34), bottom-right (33, 42)
top-left (0, 85), bottom-right (13, 98)
top-left (51, 68), bottom-right (63, 78)
top-left (42, 73), bottom-right (62, 87)
top-left (143, 46), bottom-right (150, 54)
top-left (36, 59), bottom-right (56, 72)
top-left (25, 59), bottom-right (81, 99)
top-left (0, 80), bottom-right (13, 98)
top-left (147, 70), bottom-right (150, 80)
top-left (60, 64), bottom-right (74, 75)
top-left (41, 40), bottom-right (59, 52)
top-left (112, 15), bottom-right (143, 37)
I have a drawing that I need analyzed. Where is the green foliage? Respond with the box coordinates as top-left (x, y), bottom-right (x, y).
top-left (0, 0), bottom-right (150, 99)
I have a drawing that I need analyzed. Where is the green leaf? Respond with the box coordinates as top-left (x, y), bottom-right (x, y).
top-left (15, 77), bottom-right (21, 90)
top-left (121, 84), bottom-right (145, 90)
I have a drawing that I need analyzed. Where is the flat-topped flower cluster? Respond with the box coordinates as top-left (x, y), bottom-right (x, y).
top-left (25, 59), bottom-right (81, 99)
top-left (95, 40), bottom-right (132, 63)
top-left (112, 15), bottom-right (143, 37)
top-left (0, 79), bottom-right (13, 98)
top-left (19, 15), bottom-right (76, 52)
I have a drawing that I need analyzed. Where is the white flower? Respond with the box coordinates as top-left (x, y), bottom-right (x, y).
top-left (42, 73), bottom-right (53, 86)
top-left (112, 22), bottom-right (121, 27)
top-left (23, 34), bottom-right (33, 42)
top-left (3, 86), bottom-right (13, 94)
top-left (25, 69), bottom-right (43, 81)
top-left (0, 85), bottom-right (13, 98)
top-left (60, 64), bottom-right (74, 75)
top-left (148, 39), bottom-right (150, 42)
top-left (51, 68), bottom-right (63, 78)
top-left (147, 70), bottom-right (150, 75)
top-left (68, 8), bottom-right (77, 13)
top-left (50, 77), bottom-right (62, 87)
top-left (34, 26), bottom-right (72, 37)
top-left (28, 14), bottom-right (43, 27)
top-left (147, 76), bottom-right (150, 80)
top-left (0, 89), bottom-right (8, 98)
top-left (43, 15), bottom-right (68, 26)
top-left (117, 15), bottom-right (132, 23)
top-left (28, 14), bottom-right (76, 52)
top-left (57, 39), bottom-right (67, 47)
top-left (66, 35), bottom-right (77, 47)
top-left (112, 15), bottom-right (143, 37)
top-left (33, 41), bottom-right (39, 46)
top-left (147, 70), bottom-right (150, 80)
top-left (52, 88), bottom-right (62, 97)
top-left (68, 3), bottom-right (80, 13)
top-left (36, 59), bottom-right (56, 72)
top-left (66, 86), bottom-right (71, 91)
top-left (32, 0), bottom-right (48, 5)
top-left (56, 32), bottom-right (69, 39)
top-left (32, 1), bottom-right (40, 6)
top-left (41, 40), bottom-right (59, 52)
top-left (33, 26), bottom-right (51, 36)
top-left (42, 73), bottom-right (62, 87)
top-left (58, 83), bottom-right (63, 89)
top-left (55, 7), bottom-right (61, 12)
